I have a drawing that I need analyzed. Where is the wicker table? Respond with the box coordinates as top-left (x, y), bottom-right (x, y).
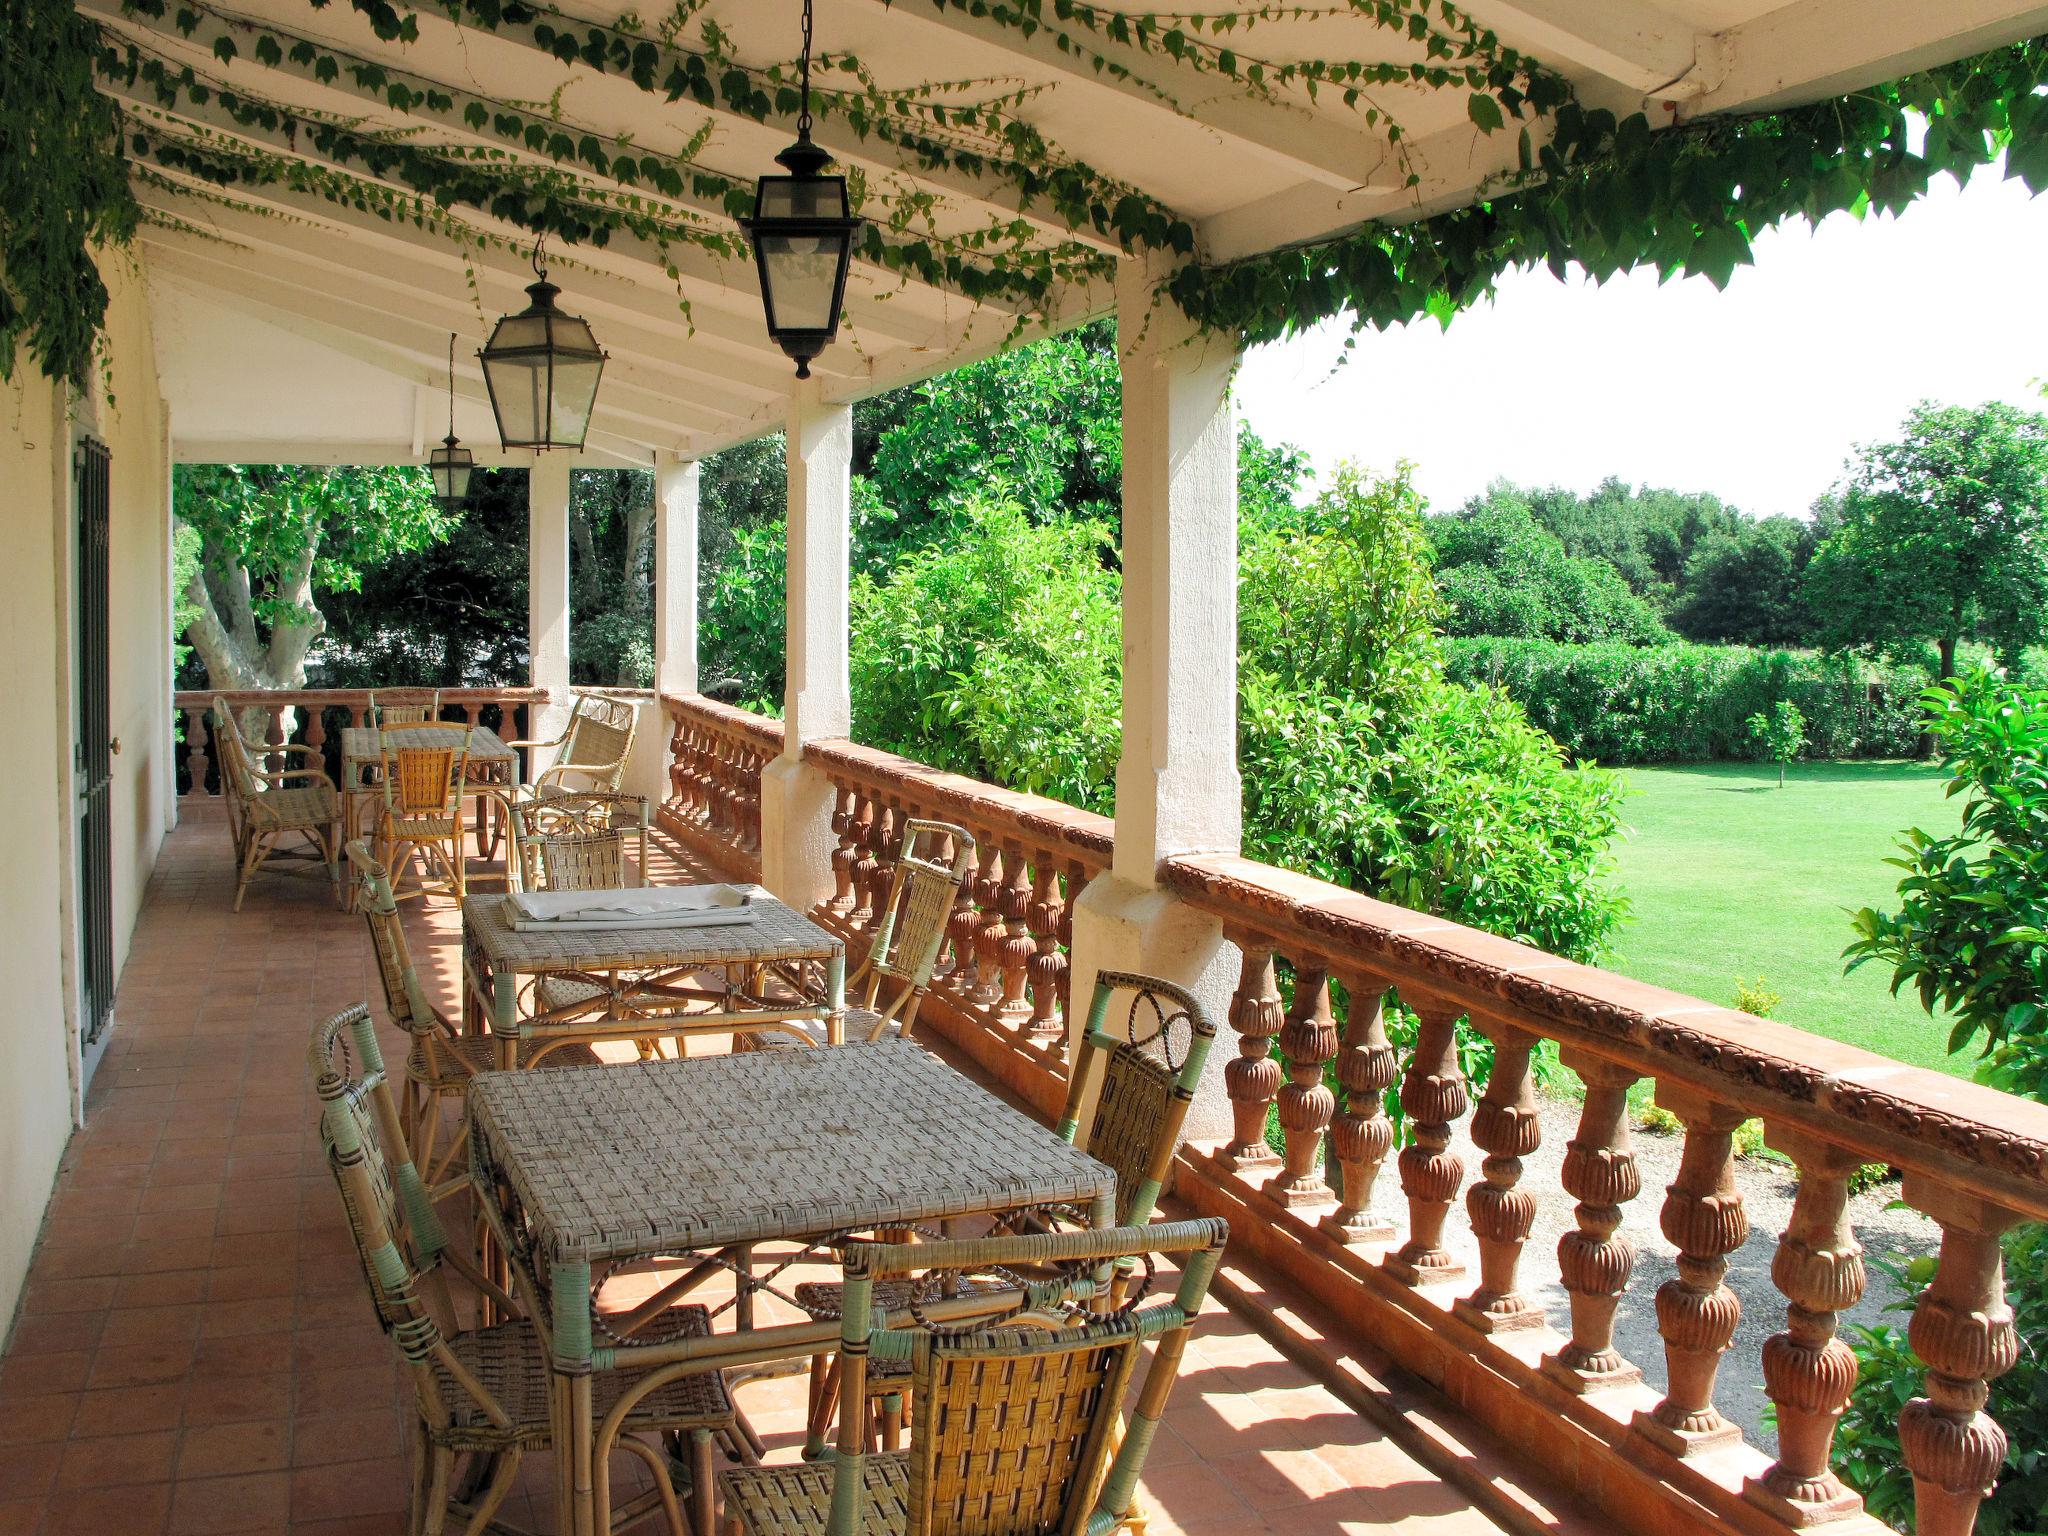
top-left (467, 1042), bottom-right (1116, 1536)
top-left (461, 888), bottom-right (845, 1061)
top-left (339, 723), bottom-right (518, 856)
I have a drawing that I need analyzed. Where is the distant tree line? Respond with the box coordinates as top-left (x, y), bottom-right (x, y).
top-left (1430, 400), bottom-right (2048, 680)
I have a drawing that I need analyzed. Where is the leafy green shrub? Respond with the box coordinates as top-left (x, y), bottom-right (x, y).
top-left (1443, 636), bottom-right (1926, 763)
top-left (848, 498), bottom-right (1122, 813)
top-left (1837, 1229), bottom-right (2048, 1533)
top-left (1430, 492), bottom-right (1671, 645)
top-left (1848, 669), bottom-right (2048, 1093)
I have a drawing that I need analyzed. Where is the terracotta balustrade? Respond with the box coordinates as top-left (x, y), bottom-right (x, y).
top-left (654, 697), bottom-right (2048, 1536)
top-left (1160, 849), bottom-right (2048, 1536)
top-left (173, 687), bottom-right (544, 801)
top-left (655, 694), bottom-right (779, 880)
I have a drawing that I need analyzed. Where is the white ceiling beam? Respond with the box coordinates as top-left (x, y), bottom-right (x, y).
top-left (150, 267), bottom-right (663, 463)
top-left (130, 165), bottom-right (891, 391)
top-left (87, 0), bottom-right (1120, 262)
top-left (1679, 0), bottom-right (2048, 118)
top-left (138, 230), bottom-right (754, 438)
top-left (1456, 1), bottom-right (1698, 93)
top-left (845, 0), bottom-right (1388, 190)
top-left (121, 106), bottom-right (953, 350)
top-left (131, 175), bottom-right (813, 399)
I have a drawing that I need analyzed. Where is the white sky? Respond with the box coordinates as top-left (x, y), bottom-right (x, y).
top-left (1231, 165), bottom-right (2048, 521)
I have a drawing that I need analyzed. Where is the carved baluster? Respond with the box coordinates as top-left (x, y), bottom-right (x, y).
top-left (862, 803), bottom-right (898, 927)
top-left (303, 704), bottom-right (328, 754)
top-left (943, 840), bottom-right (981, 984)
top-left (1274, 962), bottom-right (1337, 1206)
top-left (1323, 976), bottom-right (1398, 1243)
top-left (1634, 1087), bottom-right (1748, 1455)
top-left (1219, 945), bottom-right (1284, 1172)
top-left (1743, 1134), bottom-right (1866, 1524)
top-left (1541, 1054), bottom-right (1643, 1389)
top-left (741, 748), bottom-right (765, 850)
top-left (460, 701), bottom-right (481, 727)
top-left (1026, 863), bottom-right (1067, 1037)
top-left (183, 705), bottom-right (212, 798)
top-left (845, 795), bottom-right (879, 924)
top-left (825, 787), bottom-right (856, 912)
top-left (1898, 1181), bottom-right (2021, 1536)
top-left (262, 704), bottom-right (286, 775)
top-left (971, 847), bottom-right (1008, 1007)
top-left (666, 714), bottom-right (685, 806)
top-left (1386, 1001), bottom-right (1469, 1285)
top-left (997, 852), bottom-right (1034, 1027)
top-left (1052, 863), bottom-right (1083, 1053)
top-left (1453, 1022), bottom-right (1541, 1325)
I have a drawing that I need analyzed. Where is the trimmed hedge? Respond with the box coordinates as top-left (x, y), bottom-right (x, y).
top-left (1441, 638), bottom-right (1928, 763)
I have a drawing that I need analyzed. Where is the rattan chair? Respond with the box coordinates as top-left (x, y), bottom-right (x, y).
top-left (368, 687), bottom-right (444, 727)
top-left (210, 695), bottom-right (343, 911)
top-left (509, 693), bottom-right (639, 798)
top-left (745, 819), bottom-right (973, 1051)
top-left (311, 1003), bottom-right (732, 1536)
top-left (508, 791), bottom-right (651, 893)
top-left (707, 1219), bottom-right (1229, 1536)
top-left (345, 840), bottom-right (594, 1200)
top-left (377, 721), bottom-right (473, 902)
top-left (794, 969), bottom-right (1217, 1455)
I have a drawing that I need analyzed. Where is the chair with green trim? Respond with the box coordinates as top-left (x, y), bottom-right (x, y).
top-left (792, 970), bottom-right (1216, 1457)
top-left (508, 692), bottom-right (640, 799)
top-left (743, 818), bottom-right (973, 1051)
top-left (367, 687), bottom-right (444, 728)
top-left (345, 839), bottom-right (595, 1202)
top-left (714, 1218), bottom-right (1229, 1536)
top-left (310, 1003), bottom-right (732, 1536)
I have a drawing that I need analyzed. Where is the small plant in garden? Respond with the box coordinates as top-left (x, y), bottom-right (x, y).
top-left (1746, 700), bottom-right (1807, 787)
top-left (1733, 975), bottom-right (1783, 1017)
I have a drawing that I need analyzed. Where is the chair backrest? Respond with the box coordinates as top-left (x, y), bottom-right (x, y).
top-left (533, 829), bottom-right (628, 892)
top-left (508, 791), bottom-right (648, 891)
top-left (368, 688), bottom-right (442, 728)
top-left (379, 723), bottom-right (471, 819)
top-left (830, 1219), bottom-right (1228, 1536)
top-left (210, 696), bottom-right (259, 802)
top-left (1056, 972), bottom-right (1217, 1226)
top-left (852, 819), bottom-right (974, 1039)
top-left (309, 1005), bottom-right (494, 1432)
top-left (343, 840), bottom-right (440, 1039)
top-left (541, 695), bottom-right (638, 790)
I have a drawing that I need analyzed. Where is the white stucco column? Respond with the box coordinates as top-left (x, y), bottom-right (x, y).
top-left (653, 454), bottom-right (700, 697)
top-left (526, 456), bottom-right (573, 748)
top-left (759, 381), bottom-right (852, 908)
top-left (1068, 259), bottom-right (1244, 1136)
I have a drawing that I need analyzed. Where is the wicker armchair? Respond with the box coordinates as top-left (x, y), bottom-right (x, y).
top-left (210, 696), bottom-right (342, 911)
top-left (745, 819), bottom-right (972, 1051)
top-left (311, 1004), bottom-right (733, 1536)
top-left (509, 693), bottom-right (639, 798)
top-left (708, 1219), bottom-right (1229, 1536)
top-left (367, 687), bottom-right (443, 727)
top-left (795, 969), bottom-right (1217, 1456)
top-left (508, 790), bottom-right (650, 893)
top-left (376, 721), bottom-right (472, 902)
top-left (345, 840), bottom-right (593, 1199)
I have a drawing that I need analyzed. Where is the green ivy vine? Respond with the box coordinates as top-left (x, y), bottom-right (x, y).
top-left (2, 0), bottom-right (139, 387)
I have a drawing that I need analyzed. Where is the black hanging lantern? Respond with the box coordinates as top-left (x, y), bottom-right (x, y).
top-left (426, 332), bottom-right (474, 508)
top-left (739, 0), bottom-right (862, 378)
top-left (478, 235), bottom-right (607, 450)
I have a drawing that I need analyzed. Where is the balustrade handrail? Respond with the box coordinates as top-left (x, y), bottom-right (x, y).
top-left (1161, 849), bottom-right (2048, 1219)
top-left (800, 736), bottom-right (1114, 871)
top-left (176, 686), bottom-right (549, 710)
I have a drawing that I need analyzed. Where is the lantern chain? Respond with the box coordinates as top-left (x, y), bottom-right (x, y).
top-left (797, 0), bottom-right (815, 139)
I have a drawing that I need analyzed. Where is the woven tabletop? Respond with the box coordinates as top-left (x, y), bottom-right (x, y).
top-left (341, 724), bottom-right (516, 774)
top-left (461, 888), bottom-right (842, 976)
top-left (467, 1040), bottom-right (1116, 1263)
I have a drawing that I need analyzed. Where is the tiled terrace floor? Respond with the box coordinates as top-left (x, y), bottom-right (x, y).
top-left (0, 815), bottom-right (1510, 1536)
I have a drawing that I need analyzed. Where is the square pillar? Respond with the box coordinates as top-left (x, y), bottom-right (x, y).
top-left (653, 454), bottom-right (700, 698)
top-left (759, 382), bottom-right (852, 909)
top-left (526, 457), bottom-right (572, 750)
top-left (1069, 259), bottom-right (1244, 1137)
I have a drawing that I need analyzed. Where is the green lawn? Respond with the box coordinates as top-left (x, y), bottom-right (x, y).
top-left (1607, 760), bottom-right (1964, 1075)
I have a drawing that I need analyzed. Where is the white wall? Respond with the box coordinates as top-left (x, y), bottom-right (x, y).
top-left (0, 244), bottom-right (173, 1331)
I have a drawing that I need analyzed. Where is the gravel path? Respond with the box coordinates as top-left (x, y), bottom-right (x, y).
top-left (1355, 1085), bottom-right (1940, 1454)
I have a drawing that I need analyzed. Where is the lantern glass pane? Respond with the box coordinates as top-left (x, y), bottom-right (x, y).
top-left (760, 233), bottom-right (846, 333)
top-left (548, 354), bottom-right (604, 448)
top-left (759, 176), bottom-right (848, 221)
top-left (483, 351), bottom-right (548, 445)
top-left (430, 453), bottom-right (473, 502)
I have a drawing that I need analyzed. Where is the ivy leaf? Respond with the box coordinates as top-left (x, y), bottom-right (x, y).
top-left (211, 34), bottom-right (236, 64)
top-left (1467, 92), bottom-right (1503, 133)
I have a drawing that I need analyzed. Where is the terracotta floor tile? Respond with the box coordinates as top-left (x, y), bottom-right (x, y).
top-left (165, 1471), bottom-right (292, 1536)
top-left (39, 1480), bottom-right (171, 1536)
top-left (54, 1430), bottom-right (181, 1490)
top-left (178, 1374), bottom-right (294, 1429)
top-left (0, 1442), bottom-right (63, 1499)
top-left (71, 1384), bottom-right (186, 1438)
top-left (287, 1456), bottom-right (408, 1523)
top-left (0, 1352), bottom-right (92, 1398)
top-left (0, 1497), bottom-right (41, 1536)
top-left (176, 1422), bottom-right (292, 1480)
top-left (288, 1411), bottom-right (400, 1468)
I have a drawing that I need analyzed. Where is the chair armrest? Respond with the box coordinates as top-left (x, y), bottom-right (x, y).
top-left (504, 731), bottom-right (569, 752)
top-left (256, 767), bottom-right (336, 790)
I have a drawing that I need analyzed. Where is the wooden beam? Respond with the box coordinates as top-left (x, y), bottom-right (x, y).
top-left (1457, 0), bottom-right (1698, 93)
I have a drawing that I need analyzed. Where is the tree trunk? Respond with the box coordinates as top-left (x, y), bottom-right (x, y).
top-left (177, 518), bottom-right (327, 742)
top-left (618, 497), bottom-right (656, 685)
top-left (1919, 632), bottom-right (1961, 759)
